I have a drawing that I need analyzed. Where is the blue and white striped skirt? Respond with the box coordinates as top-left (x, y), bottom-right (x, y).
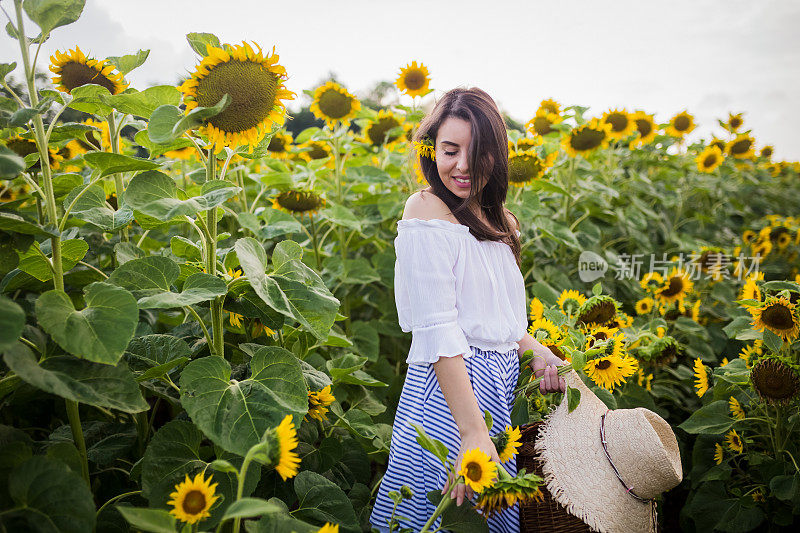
top-left (370, 345), bottom-right (521, 533)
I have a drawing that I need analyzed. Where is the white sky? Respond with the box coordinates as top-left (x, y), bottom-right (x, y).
top-left (2, 0), bottom-right (799, 160)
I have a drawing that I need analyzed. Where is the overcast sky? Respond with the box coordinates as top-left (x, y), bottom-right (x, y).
top-left (2, 0), bottom-right (799, 160)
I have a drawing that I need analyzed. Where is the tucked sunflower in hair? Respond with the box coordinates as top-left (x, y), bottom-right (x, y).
top-left (177, 41), bottom-right (296, 153)
top-left (49, 46), bottom-right (128, 95)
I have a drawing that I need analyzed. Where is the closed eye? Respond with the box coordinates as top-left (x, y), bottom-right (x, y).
top-left (444, 151), bottom-right (457, 156)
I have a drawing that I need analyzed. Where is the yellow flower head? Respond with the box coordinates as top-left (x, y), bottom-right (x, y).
top-left (273, 415), bottom-right (301, 480)
top-left (49, 46), bottom-right (128, 95)
top-left (561, 117), bottom-right (613, 158)
top-left (665, 110), bottom-right (696, 138)
top-left (167, 471), bottom-right (219, 524)
top-left (656, 267), bottom-right (694, 306)
top-left (693, 358), bottom-right (709, 397)
top-left (635, 297), bottom-right (654, 315)
top-left (495, 425), bottom-right (522, 463)
top-left (748, 295), bottom-right (800, 343)
top-left (526, 108), bottom-right (563, 136)
top-left (557, 289), bottom-right (587, 316)
top-left (310, 81), bottom-right (361, 129)
top-left (714, 443), bottom-right (724, 465)
top-left (696, 145), bottom-right (724, 173)
top-left (600, 108), bottom-right (637, 141)
top-left (584, 354), bottom-right (637, 391)
top-left (306, 385), bottom-right (336, 422)
top-left (458, 448), bottom-right (497, 493)
top-left (395, 61), bottom-right (431, 98)
top-left (316, 524), bottom-right (339, 533)
top-left (628, 111), bottom-right (658, 149)
top-left (726, 134), bottom-right (757, 160)
top-left (725, 429), bottom-right (744, 454)
top-left (729, 396), bottom-right (745, 420)
top-left (529, 297), bottom-right (545, 321)
top-left (528, 317), bottom-right (562, 345)
top-left (177, 41), bottom-right (296, 154)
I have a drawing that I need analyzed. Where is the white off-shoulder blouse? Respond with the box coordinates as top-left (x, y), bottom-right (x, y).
top-left (393, 217), bottom-right (528, 365)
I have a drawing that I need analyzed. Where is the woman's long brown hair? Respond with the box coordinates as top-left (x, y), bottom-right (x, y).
top-left (411, 87), bottom-right (521, 268)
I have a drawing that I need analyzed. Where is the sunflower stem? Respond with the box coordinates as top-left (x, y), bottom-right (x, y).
top-left (309, 213), bottom-right (321, 270)
top-left (65, 399), bottom-right (90, 485)
top-left (107, 111), bottom-right (129, 241)
top-left (513, 364), bottom-right (574, 396)
top-left (421, 486), bottom-right (455, 533)
top-left (205, 146), bottom-right (224, 359)
top-left (14, 0), bottom-right (63, 291)
top-left (231, 446), bottom-right (258, 533)
top-left (332, 134), bottom-right (351, 335)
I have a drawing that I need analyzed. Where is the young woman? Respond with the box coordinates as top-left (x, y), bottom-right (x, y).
top-left (369, 87), bottom-right (567, 533)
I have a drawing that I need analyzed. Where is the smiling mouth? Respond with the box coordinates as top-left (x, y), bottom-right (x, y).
top-left (453, 176), bottom-right (470, 184)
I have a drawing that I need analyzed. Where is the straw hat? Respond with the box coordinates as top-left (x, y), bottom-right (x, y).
top-left (534, 370), bottom-right (683, 533)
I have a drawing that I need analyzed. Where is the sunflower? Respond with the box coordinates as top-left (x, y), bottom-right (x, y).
top-left (475, 473), bottom-right (544, 518)
top-left (561, 118), bottom-right (612, 158)
top-left (708, 137), bottom-right (727, 154)
top-left (5, 135), bottom-right (63, 171)
top-left (639, 271), bottom-right (664, 293)
top-left (167, 471), bottom-right (219, 524)
top-left (177, 41), bottom-right (296, 153)
top-left (395, 61), bottom-right (431, 98)
top-left (528, 317), bottom-right (562, 345)
top-left (49, 46), bottom-right (128, 95)
top-left (310, 81), bottom-right (361, 129)
top-left (306, 385), bottom-right (336, 422)
top-left (529, 297), bottom-right (545, 321)
top-left (252, 321), bottom-right (275, 338)
top-left (576, 295), bottom-right (619, 326)
top-left (722, 112), bottom-right (744, 133)
top-left (635, 297), bottom-right (654, 315)
top-left (655, 267), bottom-right (694, 305)
top-left (665, 110), bottom-right (696, 138)
top-left (760, 145), bottom-right (774, 160)
top-left (362, 109), bottom-right (408, 148)
top-left (751, 238), bottom-right (772, 259)
top-left (693, 358), bottom-right (710, 397)
top-left (601, 108), bottom-right (637, 141)
top-left (538, 98), bottom-right (561, 116)
top-left (729, 397), bottom-right (745, 420)
top-left (638, 336), bottom-right (681, 367)
top-left (458, 448), bottom-right (497, 493)
top-left (297, 139), bottom-right (334, 167)
top-left (267, 131), bottom-right (293, 159)
top-left (556, 289), bottom-right (586, 316)
top-left (526, 108), bottom-right (563, 136)
top-left (739, 343), bottom-right (762, 368)
top-left (316, 525), bottom-right (339, 533)
top-left (413, 136), bottom-right (436, 160)
top-left (162, 146), bottom-right (196, 160)
top-left (726, 134), bottom-right (756, 159)
top-left (739, 272), bottom-right (763, 302)
top-left (271, 189), bottom-right (326, 218)
top-left (724, 429), bottom-right (744, 454)
top-left (584, 354), bottom-right (637, 391)
top-left (636, 369), bottom-right (654, 391)
top-left (628, 111), bottom-right (658, 149)
top-left (748, 295), bottom-right (800, 342)
top-left (582, 323), bottom-right (618, 344)
top-left (507, 148), bottom-right (556, 186)
top-left (750, 357), bottom-right (800, 405)
top-left (513, 136), bottom-right (544, 152)
top-left (272, 415), bottom-right (301, 480)
top-left (492, 425), bottom-right (522, 462)
top-left (229, 312), bottom-right (243, 328)
top-left (714, 443), bottom-right (724, 465)
top-left (695, 146), bottom-right (724, 173)
top-left (742, 230), bottom-right (757, 245)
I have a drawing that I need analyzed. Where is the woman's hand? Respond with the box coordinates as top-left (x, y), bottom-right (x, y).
top-left (441, 430), bottom-right (501, 506)
top-left (529, 348), bottom-right (567, 394)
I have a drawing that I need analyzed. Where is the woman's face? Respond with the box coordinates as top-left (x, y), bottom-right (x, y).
top-left (435, 116), bottom-right (489, 201)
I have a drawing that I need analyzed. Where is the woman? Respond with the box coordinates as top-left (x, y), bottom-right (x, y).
top-left (369, 87), bottom-right (567, 533)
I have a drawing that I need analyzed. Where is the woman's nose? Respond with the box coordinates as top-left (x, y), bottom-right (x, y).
top-left (457, 153), bottom-right (469, 174)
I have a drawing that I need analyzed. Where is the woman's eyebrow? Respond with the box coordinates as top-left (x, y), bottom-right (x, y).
top-left (440, 140), bottom-right (459, 147)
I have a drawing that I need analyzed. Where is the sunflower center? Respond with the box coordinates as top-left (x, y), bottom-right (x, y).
top-left (761, 147), bottom-right (773, 157)
top-left (596, 359), bottom-right (612, 370)
top-left (674, 116), bottom-right (690, 132)
top-left (277, 190), bottom-right (323, 213)
top-left (533, 116), bottom-right (553, 135)
top-left (762, 304), bottom-right (794, 330)
top-left (317, 88), bottom-right (353, 120)
top-left (59, 61), bottom-right (117, 93)
top-left (729, 117), bottom-right (742, 129)
top-left (661, 277), bottom-right (684, 297)
top-left (402, 71), bottom-right (426, 91)
top-left (196, 60), bottom-right (280, 133)
top-left (730, 139), bottom-right (752, 155)
top-left (466, 462), bottom-right (483, 482)
top-left (570, 127), bottom-right (605, 151)
top-left (635, 119), bottom-right (653, 137)
top-left (268, 135), bottom-right (286, 153)
top-left (607, 113), bottom-right (628, 132)
top-left (703, 154), bottom-right (719, 167)
top-left (306, 142), bottom-right (329, 160)
top-left (182, 490), bottom-right (206, 515)
top-left (367, 117), bottom-right (402, 145)
top-left (509, 154), bottom-right (545, 183)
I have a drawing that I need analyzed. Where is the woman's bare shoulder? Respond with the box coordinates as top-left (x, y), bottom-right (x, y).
top-left (402, 189), bottom-right (455, 223)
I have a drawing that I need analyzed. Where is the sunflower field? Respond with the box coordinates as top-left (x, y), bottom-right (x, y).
top-left (2, 2), bottom-right (800, 532)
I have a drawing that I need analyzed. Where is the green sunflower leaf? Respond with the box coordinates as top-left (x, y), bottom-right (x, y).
top-left (125, 170), bottom-right (239, 220)
top-left (136, 272), bottom-right (227, 309)
top-left (101, 85), bottom-right (180, 118)
top-left (291, 470), bottom-right (360, 532)
top-left (82, 152), bottom-right (161, 177)
top-left (107, 255), bottom-right (179, 297)
top-left (186, 32), bottom-right (221, 56)
top-left (147, 93), bottom-right (230, 145)
top-left (5, 455), bottom-right (95, 533)
top-left (68, 83), bottom-right (113, 115)
top-left (64, 183), bottom-right (133, 231)
top-left (0, 295), bottom-right (25, 351)
top-left (179, 346), bottom-right (308, 457)
top-left (4, 343), bottom-right (147, 412)
top-left (35, 281), bottom-right (138, 365)
top-left (23, 0), bottom-right (86, 36)
top-left (678, 400), bottom-right (734, 435)
top-left (17, 239), bottom-right (88, 282)
top-left (115, 507), bottom-right (176, 533)
top-left (105, 49), bottom-right (150, 75)
top-left (0, 144), bottom-right (26, 178)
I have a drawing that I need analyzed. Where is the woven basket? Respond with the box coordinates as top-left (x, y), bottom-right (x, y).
top-left (518, 421), bottom-right (592, 533)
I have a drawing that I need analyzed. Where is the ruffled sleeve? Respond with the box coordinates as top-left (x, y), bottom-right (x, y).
top-left (394, 220), bottom-right (471, 365)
